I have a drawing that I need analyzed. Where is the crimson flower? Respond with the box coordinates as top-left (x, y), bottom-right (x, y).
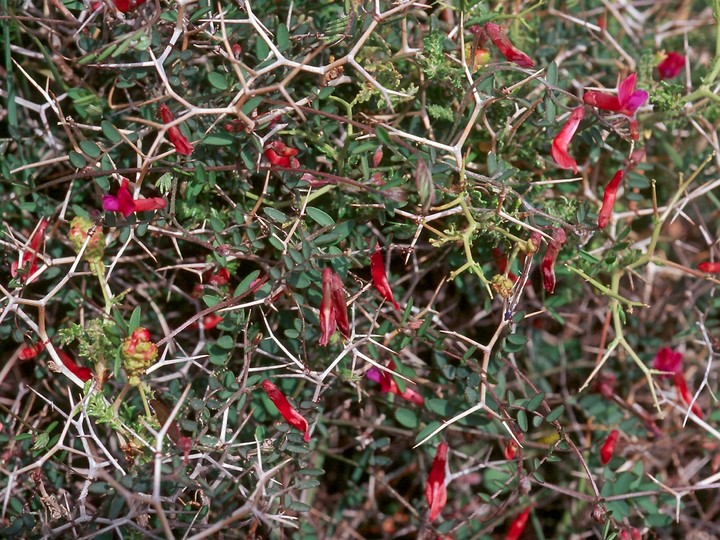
top-left (551, 107), bottom-right (584, 173)
top-left (492, 247), bottom-right (518, 282)
top-left (319, 268), bottom-right (350, 346)
top-left (482, 23), bottom-right (534, 68)
top-left (57, 350), bottom-right (92, 382)
top-left (370, 245), bottom-right (401, 310)
top-left (201, 313), bottom-right (223, 331)
top-left (366, 360), bottom-right (424, 405)
top-left (19, 341), bottom-right (46, 361)
top-left (597, 170), bottom-right (624, 229)
top-left (261, 380), bottom-right (310, 442)
top-left (264, 140), bottom-right (300, 168)
top-left (11, 219), bottom-right (48, 283)
top-left (540, 228), bottom-right (566, 294)
top-left (657, 52), bottom-right (685, 80)
top-left (600, 429), bottom-right (619, 465)
top-left (698, 262), bottom-right (720, 274)
top-left (504, 432), bottom-right (523, 460)
top-left (92, 0), bottom-right (147, 11)
top-left (103, 178), bottom-right (167, 217)
top-left (425, 442), bottom-right (448, 522)
top-left (652, 347), bottom-right (683, 377)
top-left (506, 507), bottom-right (531, 540)
top-left (583, 74), bottom-right (648, 116)
top-left (673, 372), bottom-right (703, 418)
top-left (159, 104), bottom-right (194, 156)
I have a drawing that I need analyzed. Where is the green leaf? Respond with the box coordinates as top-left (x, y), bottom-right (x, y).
top-left (394, 407), bottom-right (418, 428)
top-left (277, 23), bottom-right (290, 52)
top-left (208, 71), bottom-right (229, 90)
top-left (547, 61), bottom-right (558, 86)
top-left (101, 121), bottom-right (122, 143)
top-left (128, 307), bottom-right (142, 333)
top-left (263, 207), bottom-right (287, 223)
top-left (546, 405), bottom-right (565, 423)
top-left (204, 134), bottom-right (235, 146)
top-left (526, 392), bottom-right (545, 412)
top-left (306, 206), bottom-right (334, 227)
top-left (69, 151), bottom-right (86, 168)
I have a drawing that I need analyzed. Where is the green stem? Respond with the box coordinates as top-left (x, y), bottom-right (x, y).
top-left (564, 265), bottom-right (647, 309)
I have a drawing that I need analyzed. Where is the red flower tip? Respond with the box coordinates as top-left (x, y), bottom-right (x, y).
top-left (367, 360), bottom-right (424, 405)
top-left (19, 341), bottom-right (46, 361)
top-left (540, 228), bottom-right (566, 294)
top-left (202, 313), bottom-right (223, 331)
top-left (698, 262), bottom-right (720, 274)
top-left (652, 347), bottom-right (683, 377)
top-left (673, 372), bottom-right (703, 418)
top-left (319, 268), bottom-right (350, 345)
top-left (159, 104), bottom-right (194, 156)
top-left (504, 433), bottom-right (523, 460)
top-left (11, 219), bottom-right (49, 282)
top-left (264, 141), bottom-right (300, 168)
top-left (370, 246), bottom-right (401, 310)
top-left (597, 170), bottom-right (624, 229)
top-left (658, 51), bottom-right (685, 80)
top-left (57, 349), bottom-right (92, 382)
top-left (600, 429), bottom-right (619, 465)
top-left (551, 107), bottom-right (584, 173)
top-left (261, 380), bottom-right (310, 442)
top-left (425, 442), bottom-right (448, 522)
top-left (505, 507), bottom-right (532, 540)
top-left (483, 23), bottom-right (534, 68)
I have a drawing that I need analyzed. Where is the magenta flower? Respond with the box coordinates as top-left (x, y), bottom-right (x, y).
top-left (652, 347), bottom-right (683, 377)
top-left (551, 107), bottom-right (584, 173)
top-left (657, 52), bottom-right (685, 80)
top-left (583, 74), bottom-right (648, 117)
top-left (102, 178), bottom-right (167, 217)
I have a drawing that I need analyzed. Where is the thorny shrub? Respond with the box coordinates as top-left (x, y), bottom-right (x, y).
top-left (1, 0), bottom-right (720, 538)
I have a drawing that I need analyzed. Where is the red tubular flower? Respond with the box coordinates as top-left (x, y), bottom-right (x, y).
top-left (506, 507), bottom-right (532, 540)
top-left (540, 228), bottom-right (566, 294)
top-left (57, 349), bottom-right (92, 382)
top-left (261, 380), bottom-right (310, 442)
top-left (103, 178), bottom-right (167, 217)
top-left (583, 74), bottom-right (648, 116)
top-left (600, 429), bottom-right (619, 465)
top-left (366, 360), bottom-right (424, 405)
top-left (492, 247), bottom-right (518, 282)
top-left (597, 170), bottom-right (624, 229)
top-left (319, 268), bottom-right (350, 345)
top-left (92, 0), bottom-right (147, 11)
top-left (652, 347), bottom-right (683, 377)
top-left (12, 219), bottom-right (49, 282)
top-left (551, 107), bottom-right (584, 173)
top-left (319, 268), bottom-right (337, 346)
top-left (264, 140), bottom-right (300, 168)
top-left (504, 432), bottom-right (523, 460)
top-left (202, 314), bottom-right (223, 331)
top-left (159, 104), bottom-right (194, 156)
top-left (698, 262), bottom-right (720, 274)
top-left (370, 246), bottom-right (401, 310)
top-left (19, 341), bottom-right (46, 361)
top-left (330, 273), bottom-right (350, 338)
top-left (673, 372), bottom-right (703, 418)
top-left (425, 442), bottom-right (448, 522)
top-left (483, 23), bottom-right (534, 68)
top-left (657, 52), bottom-right (685, 80)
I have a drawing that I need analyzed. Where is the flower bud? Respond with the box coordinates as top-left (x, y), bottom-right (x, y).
top-left (121, 327), bottom-right (158, 386)
top-left (68, 216), bottom-right (105, 264)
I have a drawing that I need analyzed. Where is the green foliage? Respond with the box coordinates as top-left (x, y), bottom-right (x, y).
top-left (2, 0), bottom-right (720, 538)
